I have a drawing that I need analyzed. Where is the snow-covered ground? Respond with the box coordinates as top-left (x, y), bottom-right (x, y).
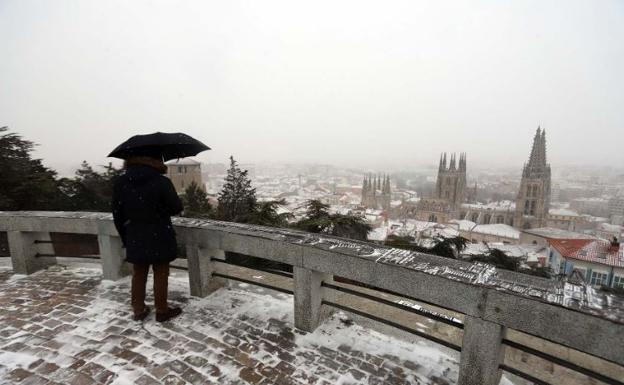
top-left (0, 263), bottom-right (527, 384)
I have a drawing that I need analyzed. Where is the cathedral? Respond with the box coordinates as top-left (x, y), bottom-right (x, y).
top-left (361, 174), bottom-right (392, 211)
top-left (415, 153), bottom-right (467, 223)
top-left (513, 127), bottom-right (551, 229)
top-left (414, 127), bottom-right (551, 230)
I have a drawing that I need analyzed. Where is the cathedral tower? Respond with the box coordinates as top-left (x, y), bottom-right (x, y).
top-left (415, 152), bottom-right (466, 223)
top-left (361, 173), bottom-right (391, 210)
top-left (435, 152), bottom-right (467, 212)
top-left (514, 127), bottom-right (551, 229)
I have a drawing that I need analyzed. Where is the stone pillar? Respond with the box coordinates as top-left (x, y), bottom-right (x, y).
top-left (293, 266), bottom-right (326, 332)
top-left (186, 245), bottom-right (226, 297)
top-left (8, 231), bottom-right (57, 275)
top-left (458, 315), bottom-right (505, 385)
top-left (98, 235), bottom-right (130, 281)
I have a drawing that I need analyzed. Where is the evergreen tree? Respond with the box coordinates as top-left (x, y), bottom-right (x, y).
top-left (59, 161), bottom-right (123, 211)
top-left (469, 248), bottom-right (520, 271)
top-left (430, 236), bottom-right (468, 259)
top-left (294, 199), bottom-right (372, 241)
top-left (0, 127), bottom-right (65, 210)
top-left (385, 235), bottom-right (467, 259)
top-left (385, 235), bottom-right (418, 250)
top-left (294, 200), bottom-right (333, 233)
top-left (328, 213), bottom-right (372, 241)
top-left (217, 156), bottom-right (257, 223)
top-left (248, 199), bottom-right (292, 227)
top-left (182, 181), bottom-right (213, 218)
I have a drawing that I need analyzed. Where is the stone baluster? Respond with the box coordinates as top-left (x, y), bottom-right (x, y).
top-left (293, 266), bottom-right (329, 332)
top-left (457, 315), bottom-right (505, 385)
top-left (8, 231), bottom-right (57, 275)
top-left (186, 245), bottom-right (226, 297)
top-left (98, 235), bottom-right (131, 281)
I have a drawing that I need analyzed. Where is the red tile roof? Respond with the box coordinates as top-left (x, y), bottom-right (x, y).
top-left (549, 239), bottom-right (593, 257)
top-left (550, 239), bottom-right (624, 268)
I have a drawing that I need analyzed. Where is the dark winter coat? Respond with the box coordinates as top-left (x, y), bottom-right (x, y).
top-left (112, 164), bottom-right (183, 264)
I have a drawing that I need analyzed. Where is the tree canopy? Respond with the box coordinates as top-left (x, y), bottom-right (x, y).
top-left (385, 234), bottom-right (468, 259)
top-left (248, 199), bottom-right (292, 227)
top-left (0, 126), bottom-right (65, 210)
top-left (181, 181), bottom-right (213, 218)
top-left (294, 199), bottom-right (372, 241)
top-left (58, 161), bottom-right (123, 211)
top-left (217, 156), bottom-right (257, 223)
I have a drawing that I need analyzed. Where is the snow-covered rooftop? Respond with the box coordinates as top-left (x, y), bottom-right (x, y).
top-left (471, 224), bottom-right (520, 239)
top-left (461, 200), bottom-right (516, 211)
top-left (165, 158), bottom-right (202, 166)
top-left (448, 219), bottom-right (476, 232)
top-left (522, 227), bottom-right (597, 240)
top-left (549, 208), bottom-right (580, 217)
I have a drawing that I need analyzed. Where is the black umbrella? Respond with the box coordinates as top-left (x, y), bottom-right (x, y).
top-left (108, 132), bottom-right (210, 161)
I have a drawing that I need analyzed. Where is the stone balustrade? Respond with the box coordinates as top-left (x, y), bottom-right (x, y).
top-left (1, 211), bottom-right (623, 385)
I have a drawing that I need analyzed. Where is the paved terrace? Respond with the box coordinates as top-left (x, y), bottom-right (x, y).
top-left (0, 264), bottom-right (459, 385)
top-left (1, 211), bottom-right (624, 385)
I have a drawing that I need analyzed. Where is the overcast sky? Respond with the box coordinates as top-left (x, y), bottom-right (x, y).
top-left (1, 0), bottom-right (622, 174)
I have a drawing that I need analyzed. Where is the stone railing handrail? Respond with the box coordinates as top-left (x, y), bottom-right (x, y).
top-left (1, 211), bottom-right (623, 385)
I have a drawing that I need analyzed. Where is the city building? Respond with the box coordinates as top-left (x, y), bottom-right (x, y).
top-left (513, 127), bottom-right (552, 229)
top-left (570, 197), bottom-right (610, 218)
top-left (460, 200), bottom-right (516, 226)
top-left (546, 208), bottom-right (582, 232)
top-left (361, 174), bottom-right (391, 211)
top-left (409, 127), bottom-right (552, 230)
top-left (415, 153), bottom-right (466, 223)
top-left (450, 220), bottom-right (521, 244)
top-left (520, 227), bottom-right (596, 248)
top-left (548, 238), bottom-right (624, 288)
top-left (165, 158), bottom-right (205, 194)
top-left (609, 194), bottom-right (624, 225)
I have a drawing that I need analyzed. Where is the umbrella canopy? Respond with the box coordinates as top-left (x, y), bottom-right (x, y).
top-left (108, 132), bottom-right (210, 161)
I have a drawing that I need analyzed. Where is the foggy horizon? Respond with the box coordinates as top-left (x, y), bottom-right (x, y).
top-left (1, 0), bottom-right (623, 174)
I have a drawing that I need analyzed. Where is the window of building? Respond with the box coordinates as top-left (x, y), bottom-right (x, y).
top-left (575, 268), bottom-right (587, 280)
top-left (178, 166), bottom-right (183, 173)
top-left (590, 271), bottom-right (608, 286)
top-left (613, 276), bottom-right (624, 289)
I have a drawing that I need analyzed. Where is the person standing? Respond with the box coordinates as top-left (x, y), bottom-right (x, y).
top-left (112, 153), bottom-right (184, 322)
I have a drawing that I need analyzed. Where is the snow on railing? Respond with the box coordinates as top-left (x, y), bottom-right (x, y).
top-left (1, 211), bottom-right (623, 385)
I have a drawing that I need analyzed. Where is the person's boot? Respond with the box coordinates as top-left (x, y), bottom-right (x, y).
top-left (156, 307), bottom-right (182, 322)
top-left (133, 306), bottom-right (151, 321)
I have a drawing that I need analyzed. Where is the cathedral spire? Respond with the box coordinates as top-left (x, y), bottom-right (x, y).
top-left (459, 153), bottom-right (466, 171)
top-left (449, 153), bottom-right (456, 170)
top-left (528, 126), bottom-right (546, 167)
top-left (514, 128), bottom-right (551, 229)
